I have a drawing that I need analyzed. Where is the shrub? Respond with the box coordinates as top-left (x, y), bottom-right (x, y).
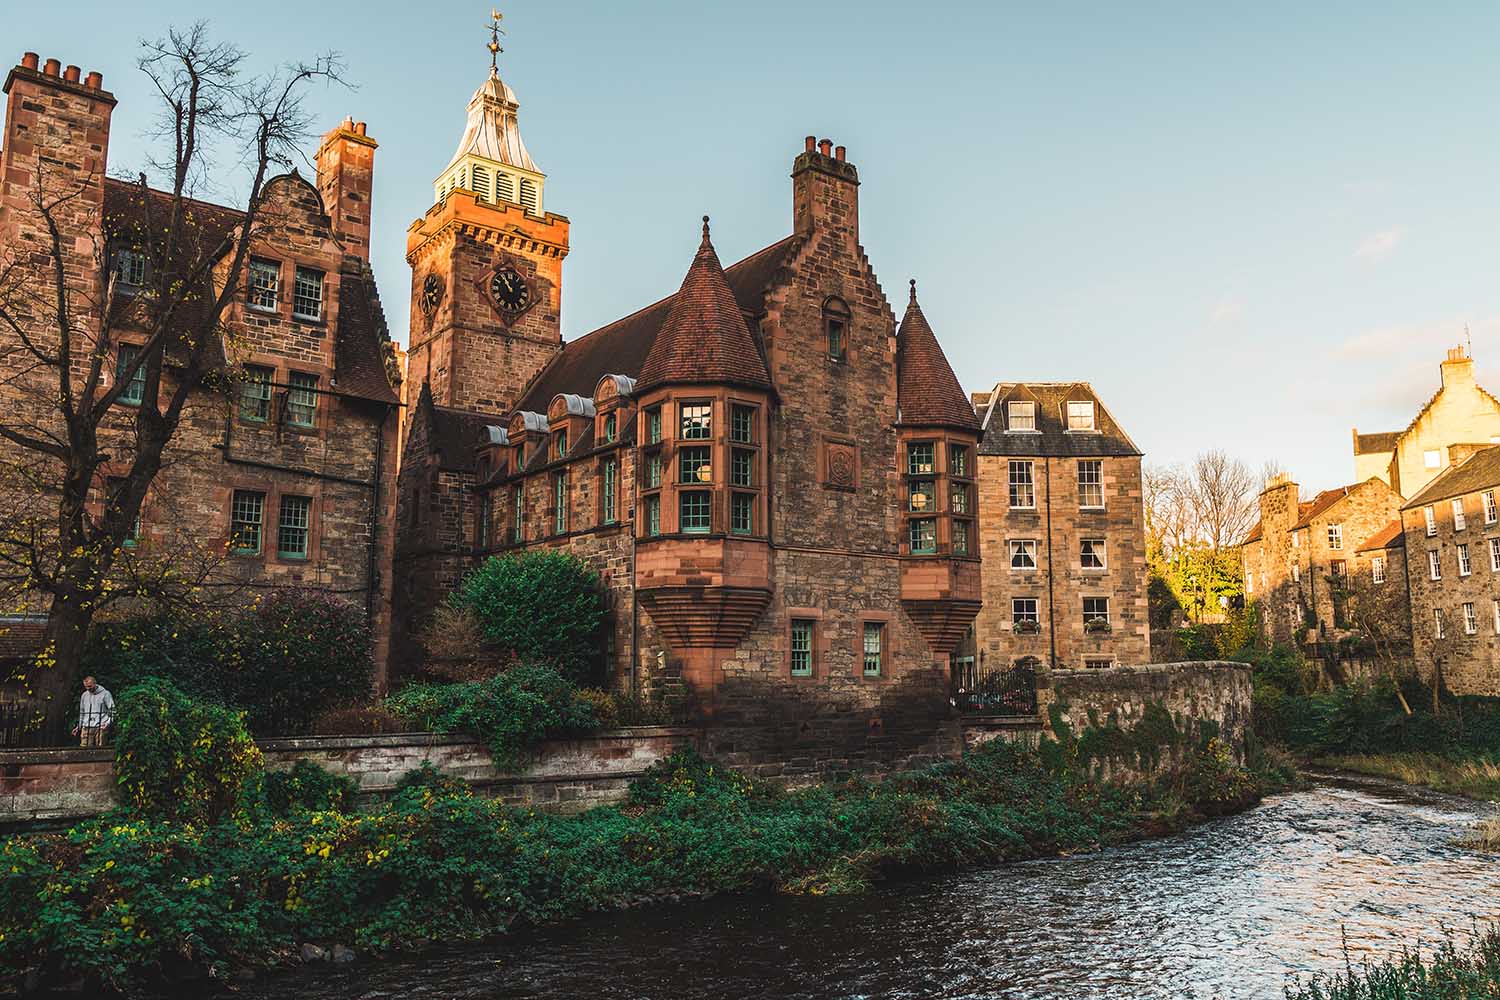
top-left (384, 663), bottom-right (603, 769)
top-left (418, 604), bottom-right (504, 681)
top-left (83, 590), bottom-right (375, 736)
top-left (308, 705), bottom-right (407, 736)
top-left (237, 760), bottom-right (357, 821)
top-left (113, 679), bottom-right (263, 825)
top-left (453, 551), bottom-right (606, 684)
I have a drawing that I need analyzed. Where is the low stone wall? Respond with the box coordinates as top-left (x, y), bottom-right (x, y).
top-left (0, 727), bottom-right (697, 830)
top-left (1043, 660), bottom-right (1254, 777)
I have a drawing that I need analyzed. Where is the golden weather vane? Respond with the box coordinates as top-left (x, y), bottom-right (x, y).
top-left (487, 9), bottom-right (506, 75)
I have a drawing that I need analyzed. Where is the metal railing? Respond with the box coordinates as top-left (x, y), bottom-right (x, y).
top-left (952, 662), bottom-right (1038, 716)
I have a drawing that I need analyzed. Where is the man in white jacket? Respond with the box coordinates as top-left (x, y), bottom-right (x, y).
top-left (71, 676), bottom-right (114, 748)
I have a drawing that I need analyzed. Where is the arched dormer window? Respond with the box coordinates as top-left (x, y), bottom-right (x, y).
top-left (823, 296), bottom-right (851, 362)
top-left (519, 178), bottom-right (538, 214)
top-left (472, 165), bottom-right (491, 202)
top-left (497, 172), bottom-right (515, 203)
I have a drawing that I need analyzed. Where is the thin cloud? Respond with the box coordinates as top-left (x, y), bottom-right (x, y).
top-left (1353, 228), bottom-right (1402, 261)
top-left (1209, 298), bottom-right (1243, 325)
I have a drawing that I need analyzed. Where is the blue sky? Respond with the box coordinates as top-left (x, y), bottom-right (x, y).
top-left (8, 2), bottom-right (1500, 490)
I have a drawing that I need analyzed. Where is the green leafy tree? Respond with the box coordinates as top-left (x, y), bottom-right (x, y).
top-left (453, 551), bottom-right (606, 684)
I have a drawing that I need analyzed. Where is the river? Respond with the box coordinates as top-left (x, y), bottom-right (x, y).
top-left (244, 774), bottom-right (1500, 1000)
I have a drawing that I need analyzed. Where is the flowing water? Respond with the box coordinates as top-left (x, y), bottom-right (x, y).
top-left (244, 774), bottom-right (1500, 1000)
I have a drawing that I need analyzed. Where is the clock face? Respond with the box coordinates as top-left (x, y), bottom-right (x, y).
top-left (421, 273), bottom-right (443, 314)
top-left (489, 266), bottom-right (531, 313)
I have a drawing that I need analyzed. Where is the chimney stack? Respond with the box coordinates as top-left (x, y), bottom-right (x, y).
top-left (315, 117), bottom-right (379, 260)
top-left (1441, 344), bottom-right (1476, 388)
top-left (792, 133), bottom-right (860, 241)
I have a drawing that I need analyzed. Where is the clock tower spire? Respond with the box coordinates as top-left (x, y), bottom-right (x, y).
top-left (405, 10), bottom-right (568, 415)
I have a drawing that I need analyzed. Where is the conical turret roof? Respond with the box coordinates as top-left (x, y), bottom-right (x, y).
top-left (443, 69), bottom-right (537, 174)
top-left (637, 218), bottom-right (773, 392)
top-left (897, 281), bottom-right (979, 430)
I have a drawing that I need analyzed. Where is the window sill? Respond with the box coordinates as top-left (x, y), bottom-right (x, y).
top-left (277, 554), bottom-right (310, 562)
top-left (247, 303), bottom-right (279, 315)
top-left (292, 313), bottom-right (326, 326)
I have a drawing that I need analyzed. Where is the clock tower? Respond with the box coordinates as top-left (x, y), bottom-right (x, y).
top-left (406, 19), bottom-right (568, 416)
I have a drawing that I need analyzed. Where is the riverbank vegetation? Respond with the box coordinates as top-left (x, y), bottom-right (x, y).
top-left (0, 682), bottom-right (1278, 993)
top-left (1286, 927), bottom-right (1500, 999)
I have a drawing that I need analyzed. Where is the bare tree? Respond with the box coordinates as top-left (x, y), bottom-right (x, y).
top-left (1338, 570), bottom-right (1414, 712)
top-left (0, 24), bottom-right (343, 733)
top-left (1189, 450), bottom-right (1259, 552)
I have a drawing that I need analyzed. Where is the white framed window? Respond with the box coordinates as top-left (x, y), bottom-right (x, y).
top-left (1292, 531), bottom-right (1300, 549)
top-left (1066, 400), bottom-right (1096, 431)
top-left (1486, 491), bottom-right (1497, 525)
top-left (1372, 557), bottom-right (1385, 584)
top-left (1084, 658), bottom-right (1113, 670)
top-left (1292, 562), bottom-right (1301, 583)
top-left (277, 495), bottom-right (312, 559)
top-left (292, 267), bottom-right (324, 321)
top-left (1453, 498), bottom-right (1468, 531)
top-left (1465, 602), bottom-right (1479, 635)
top-left (1327, 524), bottom-right (1343, 550)
top-left (1490, 537), bottom-right (1500, 572)
top-left (1078, 460), bottom-right (1104, 508)
top-left (1460, 543), bottom-right (1473, 576)
top-left (1011, 598), bottom-right (1039, 624)
top-left (1435, 607), bottom-right (1445, 639)
top-left (1008, 460), bottom-right (1035, 509)
top-left (1429, 549), bottom-right (1442, 580)
top-left (230, 489), bottom-right (265, 555)
top-left (1083, 596), bottom-right (1110, 625)
top-left (1493, 599), bottom-right (1500, 635)
top-left (1331, 559), bottom-right (1346, 578)
top-left (862, 622), bottom-right (884, 677)
top-left (115, 248), bottom-right (147, 288)
top-left (248, 258), bottom-right (279, 311)
top-left (1007, 400), bottom-right (1036, 432)
top-left (239, 365), bottom-right (274, 422)
top-left (1080, 538), bottom-right (1106, 569)
top-left (1245, 569), bottom-right (1255, 594)
top-left (287, 372), bottom-right (318, 427)
top-left (1425, 450), bottom-right (1442, 469)
top-left (1425, 506), bottom-right (1437, 536)
top-left (1010, 539), bottom-right (1038, 570)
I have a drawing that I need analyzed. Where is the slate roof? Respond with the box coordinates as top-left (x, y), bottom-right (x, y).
top-left (1353, 430), bottom-right (1399, 455)
top-left (1403, 445), bottom-right (1500, 509)
top-left (333, 259), bottom-right (400, 404)
top-left (514, 234), bottom-right (799, 413)
top-left (976, 382), bottom-right (1142, 457)
top-left (896, 283), bottom-right (979, 431)
top-left (0, 617), bottom-right (46, 661)
top-left (1356, 519), bottom-right (1405, 553)
top-left (415, 377), bottom-right (498, 474)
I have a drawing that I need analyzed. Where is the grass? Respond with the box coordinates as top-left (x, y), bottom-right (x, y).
top-left (1286, 927), bottom-right (1500, 999)
top-left (1311, 752), bottom-right (1500, 801)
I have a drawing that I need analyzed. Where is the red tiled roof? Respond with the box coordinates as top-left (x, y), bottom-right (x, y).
top-left (514, 235), bottom-right (799, 413)
top-left (1292, 485), bottom-right (1356, 530)
top-left (636, 219), bottom-right (773, 393)
top-left (1356, 519), bottom-right (1405, 552)
top-left (1242, 521), bottom-right (1263, 545)
top-left (896, 283), bottom-right (980, 431)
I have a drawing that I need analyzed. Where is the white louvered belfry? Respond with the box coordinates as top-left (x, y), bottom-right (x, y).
top-left (433, 67), bottom-right (545, 215)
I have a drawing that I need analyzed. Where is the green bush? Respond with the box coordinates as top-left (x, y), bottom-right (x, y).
top-left (84, 590), bottom-right (375, 736)
top-left (384, 663), bottom-right (603, 769)
top-left (1287, 927), bottom-right (1500, 999)
top-left (237, 760), bottom-right (357, 823)
top-left (453, 551), bottom-right (606, 684)
top-left (113, 679), bottom-right (263, 825)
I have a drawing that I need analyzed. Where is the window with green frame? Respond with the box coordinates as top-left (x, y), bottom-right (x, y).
top-left (287, 372), bottom-right (318, 427)
top-left (790, 619), bottom-right (814, 676)
top-left (949, 443), bottom-right (969, 478)
top-left (240, 366), bottom-right (273, 422)
top-left (602, 460), bottom-right (618, 524)
top-left (513, 484), bottom-right (524, 541)
top-left (116, 345), bottom-right (145, 406)
top-left (909, 518), bottom-right (937, 554)
top-left (907, 441), bottom-right (935, 475)
top-left (680, 402), bottom-right (711, 440)
top-left (646, 407), bottom-right (662, 444)
top-left (907, 479), bottom-right (935, 512)
top-left (553, 473), bottom-right (567, 534)
top-left (862, 622), bottom-right (884, 676)
top-left (731, 448), bottom-right (754, 487)
top-left (277, 495), bottom-right (311, 558)
top-left (645, 452), bottom-right (663, 488)
top-left (555, 429), bottom-right (568, 459)
top-left (730, 404), bottom-right (755, 444)
top-left (230, 489), bottom-right (264, 555)
top-left (644, 494), bottom-right (661, 536)
top-left (950, 482), bottom-right (970, 514)
top-left (603, 412), bottom-right (617, 443)
top-left (680, 490), bottom-right (711, 533)
top-left (679, 446), bottom-right (711, 483)
top-left (731, 493), bottom-right (753, 535)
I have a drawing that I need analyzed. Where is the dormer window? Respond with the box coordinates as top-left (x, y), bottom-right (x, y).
top-left (1066, 400), bottom-right (1095, 431)
top-left (555, 429), bottom-right (568, 459)
top-left (1007, 400), bottom-right (1036, 432)
top-left (602, 412), bottom-right (617, 443)
top-left (824, 297), bottom-right (850, 362)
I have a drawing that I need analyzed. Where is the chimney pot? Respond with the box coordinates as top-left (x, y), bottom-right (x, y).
top-left (804, 135), bottom-right (816, 152)
top-left (21, 53), bottom-right (39, 70)
top-left (818, 139), bottom-right (832, 156)
top-left (43, 58), bottom-right (60, 77)
top-left (63, 65), bottom-right (80, 83)
top-left (355, 121), bottom-right (367, 135)
top-left (84, 71), bottom-right (102, 89)
top-left (834, 145), bottom-right (846, 161)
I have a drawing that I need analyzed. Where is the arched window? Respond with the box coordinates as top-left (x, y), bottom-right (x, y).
top-left (471, 165), bottom-right (491, 201)
top-left (519, 178), bottom-right (538, 214)
top-left (823, 297), bottom-right (851, 361)
top-left (497, 172), bottom-right (515, 202)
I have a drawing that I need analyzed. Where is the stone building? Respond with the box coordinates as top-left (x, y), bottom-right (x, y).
top-left (960, 383), bottom-right (1149, 694)
top-left (1352, 346), bottom-right (1500, 499)
top-left (393, 59), bottom-right (982, 764)
top-left (0, 53), bottom-right (402, 682)
top-left (1399, 445), bottom-right (1500, 694)
top-left (1240, 476), bottom-right (1402, 646)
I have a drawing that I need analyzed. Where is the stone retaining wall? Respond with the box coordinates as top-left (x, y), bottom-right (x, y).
top-left (0, 727), bottom-right (697, 830)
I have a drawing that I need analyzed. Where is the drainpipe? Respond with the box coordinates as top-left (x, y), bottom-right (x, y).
top-left (1045, 455), bottom-right (1057, 669)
